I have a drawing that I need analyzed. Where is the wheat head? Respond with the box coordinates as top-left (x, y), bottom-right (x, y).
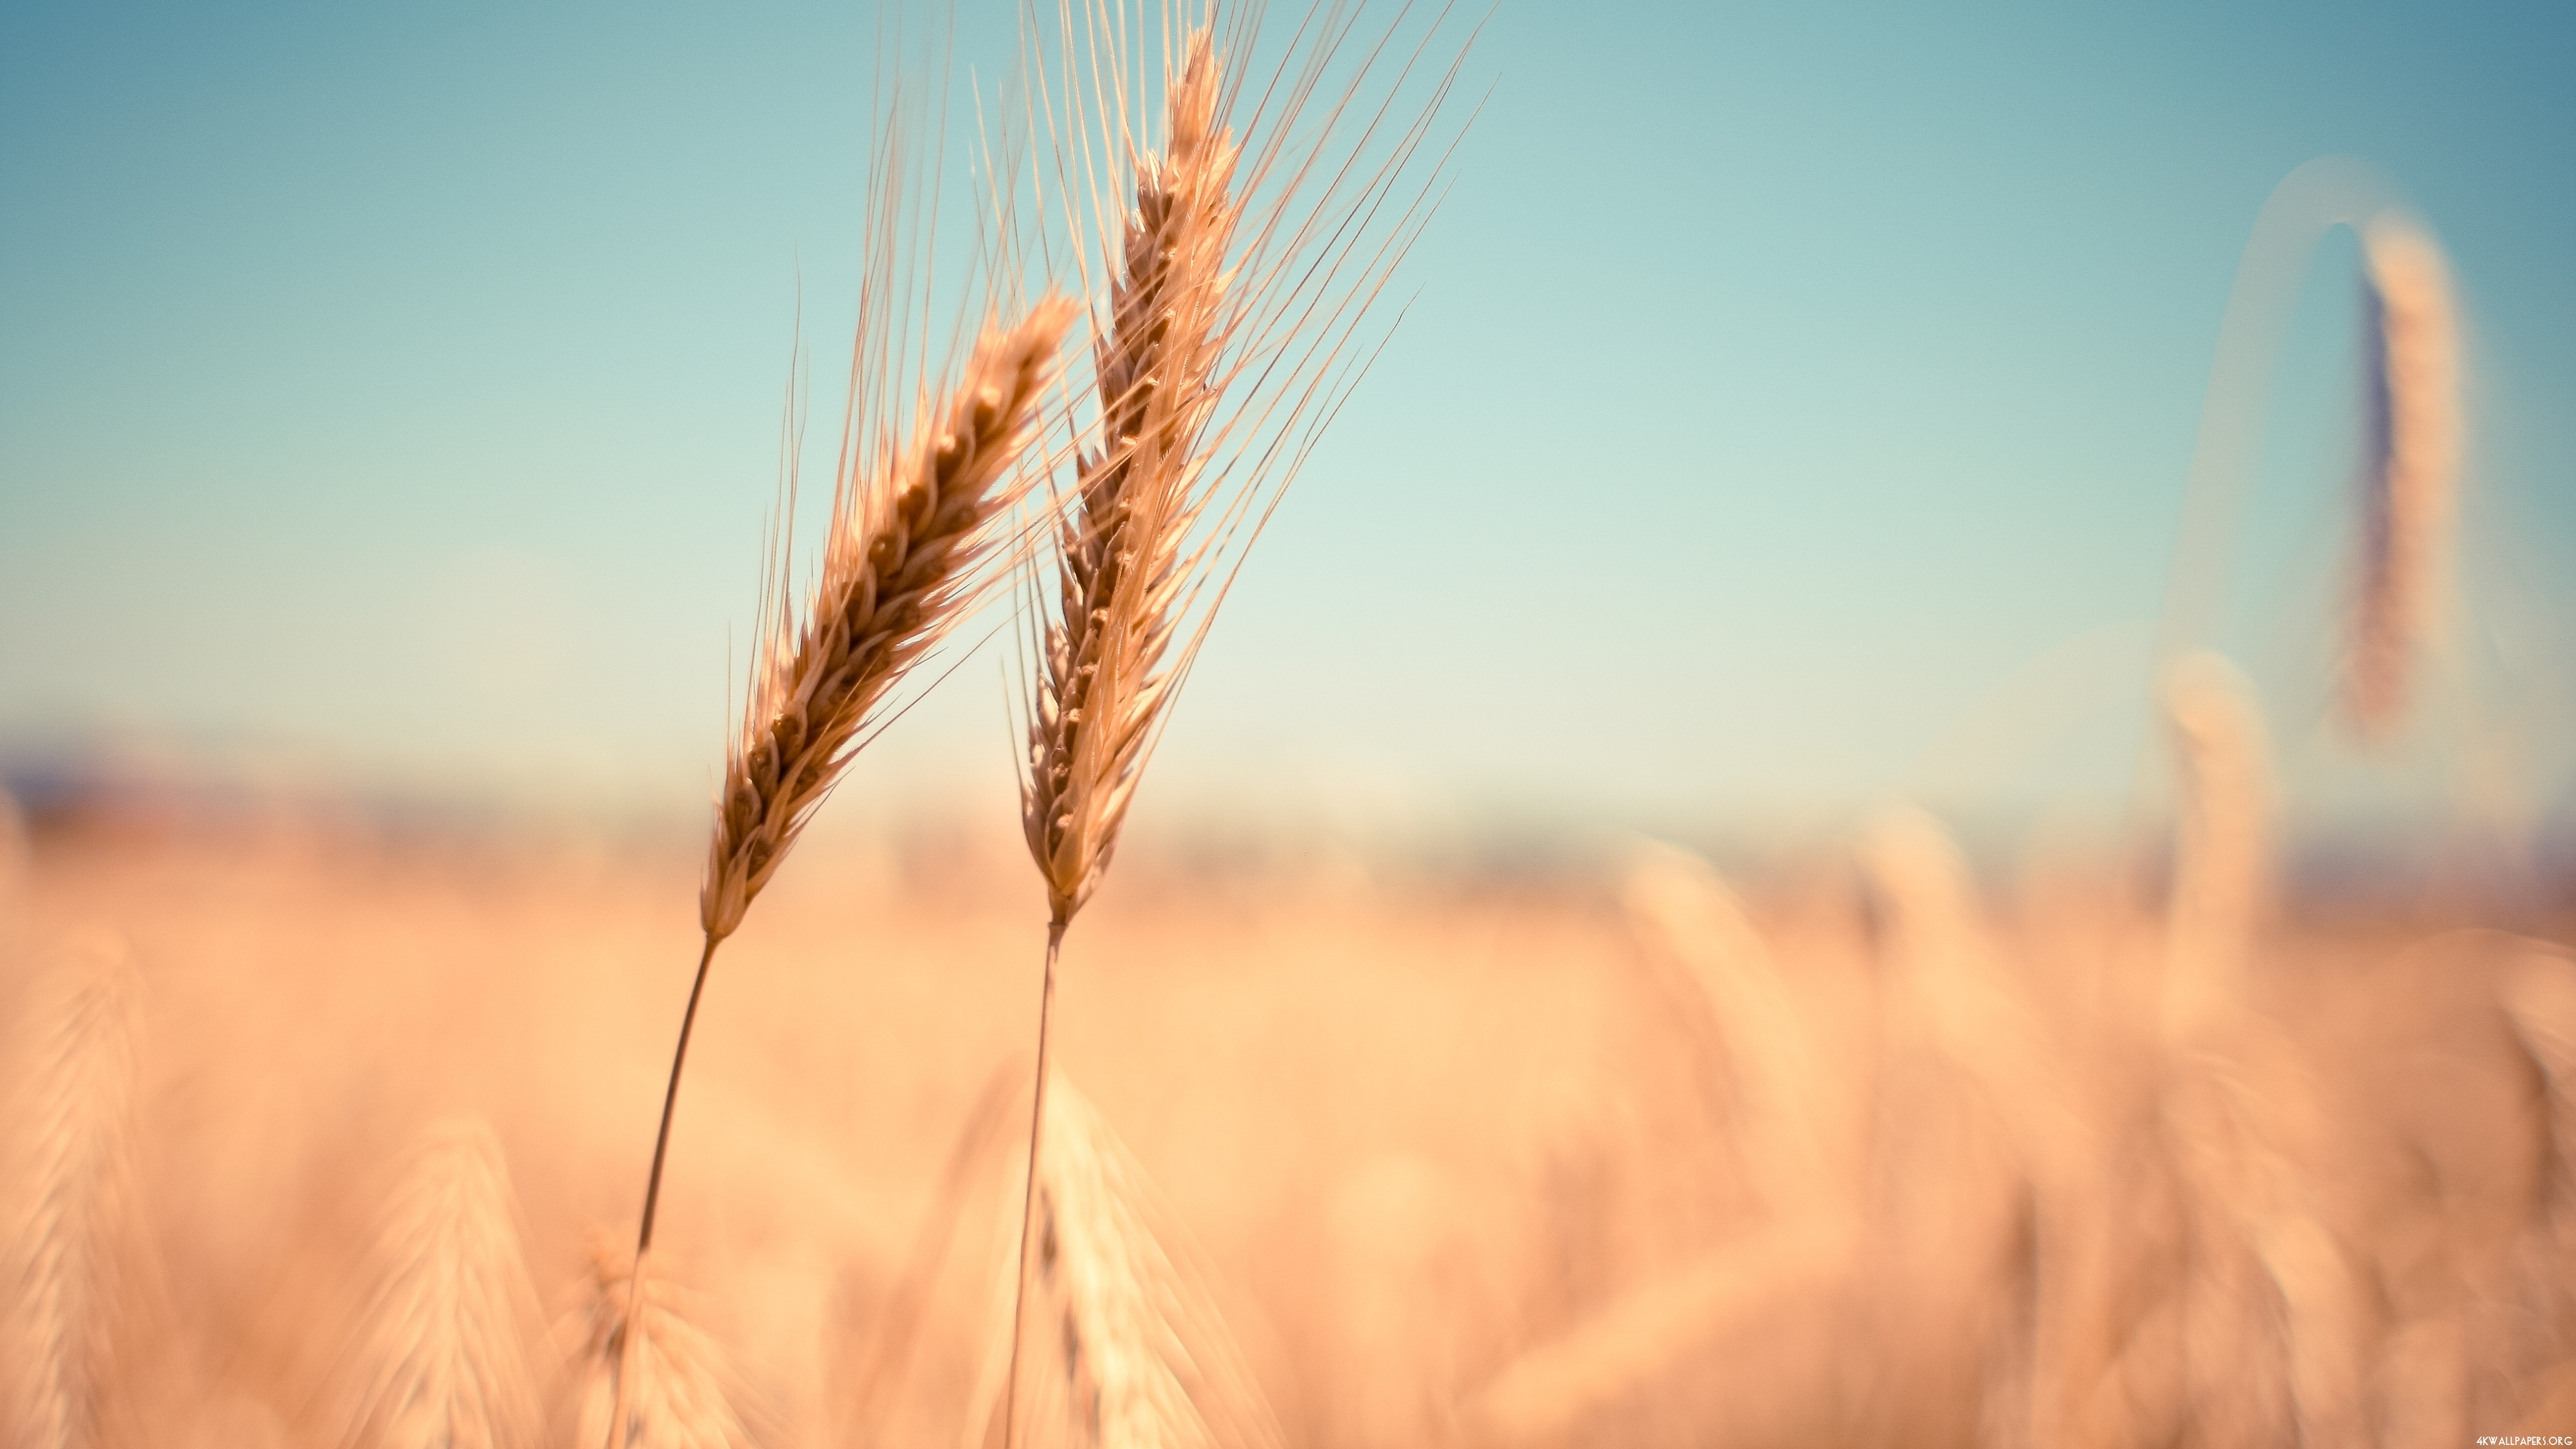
top-left (321, 1118), bottom-right (542, 1449)
top-left (566, 1240), bottom-right (754, 1449)
top-left (2348, 216), bottom-right (2459, 740)
top-left (704, 297), bottom-right (1079, 943)
top-left (1020, 30), bottom-right (1240, 930)
top-left (2, 932), bottom-right (144, 1449)
top-left (971, 1073), bottom-right (1278, 1449)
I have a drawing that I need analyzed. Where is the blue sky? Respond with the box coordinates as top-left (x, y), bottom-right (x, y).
top-left (4, 0), bottom-right (2572, 850)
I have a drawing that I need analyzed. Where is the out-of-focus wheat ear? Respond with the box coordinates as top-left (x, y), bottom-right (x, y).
top-left (969, 1073), bottom-right (1280, 1449)
top-left (321, 1119), bottom-right (542, 1449)
top-left (1618, 841), bottom-right (1830, 1209)
top-left (563, 1240), bottom-right (755, 1449)
top-left (2159, 653), bottom-right (2273, 1044)
top-left (1, 932), bottom-right (144, 1449)
top-left (1458, 1212), bottom-right (1857, 1447)
top-left (1855, 808), bottom-right (2080, 1156)
top-left (2347, 215), bottom-right (2461, 741)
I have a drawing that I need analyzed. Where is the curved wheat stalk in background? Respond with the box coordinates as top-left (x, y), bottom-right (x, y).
top-left (2348, 217), bottom-right (2460, 741)
top-left (2, 934), bottom-right (143, 1449)
top-left (323, 1119), bottom-right (543, 1449)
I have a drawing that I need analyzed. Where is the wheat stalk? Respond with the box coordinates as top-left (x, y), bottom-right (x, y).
top-left (568, 1240), bottom-right (755, 1449)
top-left (702, 297), bottom-right (1081, 947)
top-left (2348, 216), bottom-right (2459, 740)
top-left (969, 1073), bottom-right (1279, 1449)
top-left (321, 1118), bottom-right (542, 1449)
top-left (2159, 652), bottom-right (2271, 1044)
top-left (1004, 32), bottom-right (1241, 1442)
top-left (2, 933), bottom-right (142, 1449)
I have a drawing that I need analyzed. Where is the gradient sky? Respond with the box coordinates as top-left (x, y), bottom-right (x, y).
top-left (5, 1), bottom-right (2573, 849)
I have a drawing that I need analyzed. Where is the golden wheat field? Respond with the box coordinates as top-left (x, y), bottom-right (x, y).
top-left (7, 1), bottom-right (2575, 1446)
top-left (7, 784), bottom-right (2576, 1447)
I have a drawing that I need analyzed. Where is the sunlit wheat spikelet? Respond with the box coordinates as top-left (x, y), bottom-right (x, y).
top-left (2348, 215), bottom-right (2459, 739)
top-left (2159, 652), bottom-right (2272, 1043)
top-left (2, 933), bottom-right (143, 1449)
top-left (321, 1118), bottom-right (541, 1449)
top-left (1021, 30), bottom-right (1240, 932)
top-left (566, 1240), bottom-right (754, 1449)
top-left (969, 1073), bottom-right (1277, 1449)
top-left (637, 295), bottom-right (1079, 1279)
top-left (706, 298), bottom-right (1079, 944)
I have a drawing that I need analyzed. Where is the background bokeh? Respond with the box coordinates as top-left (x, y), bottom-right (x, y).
top-left (5, 0), bottom-right (2573, 864)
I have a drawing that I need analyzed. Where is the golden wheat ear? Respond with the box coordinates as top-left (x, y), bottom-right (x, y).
top-left (2, 932), bottom-right (144, 1449)
top-left (319, 1119), bottom-right (542, 1449)
top-left (561, 1238), bottom-right (758, 1449)
top-left (629, 293), bottom-right (1079, 1270)
top-left (966, 1072), bottom-right (1280, 1449)
top-left (704, 295), bottom-right (1082, 947)
top-left (2347, 216), bottom-right (2461, 741)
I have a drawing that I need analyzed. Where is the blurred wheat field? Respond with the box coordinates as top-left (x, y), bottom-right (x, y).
top-left (6, 797), bottom-right (2574, 1446)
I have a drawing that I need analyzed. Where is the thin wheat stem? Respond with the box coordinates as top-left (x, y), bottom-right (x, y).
top-left (1000, 918), bottom-right (1065, 1449)
top-left (636, 935), bottom-right (722, 1258)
